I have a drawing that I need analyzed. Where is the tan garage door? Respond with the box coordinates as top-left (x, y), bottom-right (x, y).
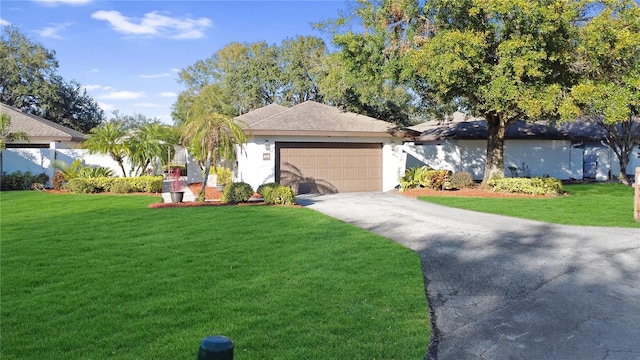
top-left (277, 142), bottom-right (382, 194)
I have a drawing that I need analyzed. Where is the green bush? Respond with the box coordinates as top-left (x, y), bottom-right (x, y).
top-left (63, 176), bottom-right (163, 194)
top-left (216, 167), bottom-right (232, 186)
top-left (109, 181), bottom-right (132, 194)
top-left (487, 177), bottom-right (563, 195)
top-left (399, 166), bottom-right (432, 191)
top-left (65, 178), bottom-right (97, 194)
top-left (1, 171), bottom-right (49, 190)
top-left (257, 182), bottom-right (280, 198)
top-left (221, 182), bottom-right (254, 204)
top-left (78, 166), bottom-right (115, 178)
top-left (449, 171), bottom-right (474, 189)
top-left (266, 186), bottom-right (296, 205)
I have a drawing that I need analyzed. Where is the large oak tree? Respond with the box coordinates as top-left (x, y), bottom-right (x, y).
top-left (0, 26), bottom-right (103, 133)
top-left (328, 0), bottom-right (591, 183)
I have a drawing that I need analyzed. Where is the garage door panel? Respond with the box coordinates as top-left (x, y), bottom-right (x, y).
top-left (278, 142), bottom-right (382, 194)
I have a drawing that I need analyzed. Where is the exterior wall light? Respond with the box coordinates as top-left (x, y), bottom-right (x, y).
top-left (264, 140), bottom-right (270, 151)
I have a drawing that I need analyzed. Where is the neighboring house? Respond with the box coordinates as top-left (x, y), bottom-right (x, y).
top-left (406, 113), bottom-right (640, 181)
top-left (0, 103), bottom-right (124, 185)
top-left (235, 101), bottom-right (409, 194)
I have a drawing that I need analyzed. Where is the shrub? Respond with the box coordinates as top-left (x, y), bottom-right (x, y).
top-left (257, 182), bottom-right (280, 198)
top-left (264, 185), bottom-right (296, 205)
top-left (399, 166), bottom-right (432, 191)
top-left (424, 170), bottom-right (452, 190)
top-left (216, 167), bottom-right (232, 186)
top-left (487, 177), bottom-right (563, 195)
top-left (449, 171), bottom-right (474, 189)
top-left (78, 166), bottom-right (115, 178)
top-left (52, 171), bottom-right (66, 190)
top-left (1, 171), bottom-right (49, 190)
top-left (221, 182), bottom-right (254, 204)
top-left (109, 181), bottom-right (132, 194)
top-left (65, 178), bottom-right (97, 194)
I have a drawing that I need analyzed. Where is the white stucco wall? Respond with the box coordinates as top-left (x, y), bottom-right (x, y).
top-left (504, 140), bottom-right (573, 179)
top-left (236, 135), bottom-right (405, 192)
top-left (403, 139), bottom-right (577, 180)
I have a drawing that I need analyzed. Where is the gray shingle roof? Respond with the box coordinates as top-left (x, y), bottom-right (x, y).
top-left (1, 103), bottom-right (87, 143)
top-left (410, 114), bottom-right (606, 142)
top-left (236, 101), bottom-right (398, 136)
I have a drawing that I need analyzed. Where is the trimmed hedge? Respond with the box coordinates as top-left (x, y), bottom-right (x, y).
top-left (64, 176), bottom-right (163, 194)
top-left (221, 182), bottom-right (254, 204)
top-left (487, 177), bottom-right (563, 195)
top-left (257, 182), bottom-right (280, 198)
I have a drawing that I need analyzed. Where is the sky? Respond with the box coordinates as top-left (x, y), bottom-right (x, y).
top-left (1, 0), bottom-right (352, 125)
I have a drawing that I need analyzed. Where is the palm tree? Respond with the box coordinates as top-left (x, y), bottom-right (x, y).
top-left (179, 84), bottom-right (247, 196)
top-left (1, 113), bottom-right (30, 183)
top-left (127, 123), bottom-right (178, 176)
top-left (82, 121), bottom-right (128, 176)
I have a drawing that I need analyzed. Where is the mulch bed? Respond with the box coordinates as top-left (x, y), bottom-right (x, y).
top-left (398, 186), bottom-right (558, 199)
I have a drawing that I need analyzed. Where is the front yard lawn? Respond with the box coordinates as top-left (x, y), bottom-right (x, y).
top-left (419, 183), bottom-right (640, 228)
top-left (0, 191), bottom-right (430, 359)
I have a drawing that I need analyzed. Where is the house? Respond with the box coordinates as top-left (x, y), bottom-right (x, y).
top-left (1, 103), bottom-right (123, 184)
top-left (406, 113), bottom-right (640, 181)
top-left (235, 101), bottom-right (409, 194)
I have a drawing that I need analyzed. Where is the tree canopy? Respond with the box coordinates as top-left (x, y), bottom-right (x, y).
top-left (0, 26), bottom-right (104, 133)
top-left (325, 0), bottom-right (640, 183)
top-left (560, 0), bottom-right (640, 184)
top-left (175, 36), bottom-right (329, 119)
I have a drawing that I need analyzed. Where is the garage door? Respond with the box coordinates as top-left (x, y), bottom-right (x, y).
top-left (277, 142), bottom-right (382, 194)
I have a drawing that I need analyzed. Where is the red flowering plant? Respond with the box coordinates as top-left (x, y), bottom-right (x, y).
top-left (169, 167), bottom-right (185, 192)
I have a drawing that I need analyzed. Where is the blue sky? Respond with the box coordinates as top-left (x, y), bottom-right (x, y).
top-left (1, 0), bottom-right (351, 124)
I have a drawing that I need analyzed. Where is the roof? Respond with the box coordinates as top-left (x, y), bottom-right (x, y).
top-left (1, 103), bottom-right (87, 143)
top-left (410, 114), bottom-right (606, 142)
top-left (236, 101), bottom-right (400, 137)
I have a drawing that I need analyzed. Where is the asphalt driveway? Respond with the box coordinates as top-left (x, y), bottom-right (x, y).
top-left (297, 192), bottom-right (640, 360)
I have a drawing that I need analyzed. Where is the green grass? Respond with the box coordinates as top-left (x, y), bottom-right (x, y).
top-left (419, 183), bottom-right (640, 228)
top-left (0, 192), bottom-right (430, 359)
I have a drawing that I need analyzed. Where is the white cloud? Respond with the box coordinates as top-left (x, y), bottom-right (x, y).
top-left (91, 10), bottom-right (212, 39)
top-left (99, 91), bottom-right (146, 100)
top-left (1, 18), bottom-right (10, 26)
top-left (98, 102), bottom-right (115, 112)
top-left (82, 84), bottom-right (102, 91)
top-left (134, 102), bottom-right (165, 108)
top-left (171, 68), bottom-right (180, 73)
top-left (37, 22), bottom-right (73, 39)
top-left (88, 68), bottom-right (100, 73)
top-left (160, 92), bottom-right (177, 98)
top-left (139, 73), bottom-right (171, 79)
top-left (33, 0), bottom-right (92, 6)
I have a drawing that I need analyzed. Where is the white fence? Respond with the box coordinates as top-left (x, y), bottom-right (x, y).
top-left (1, 143), bottom-right (205, 188)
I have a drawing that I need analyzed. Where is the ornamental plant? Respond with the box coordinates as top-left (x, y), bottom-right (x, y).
top-left (169, 168), bottom-right (185, 193)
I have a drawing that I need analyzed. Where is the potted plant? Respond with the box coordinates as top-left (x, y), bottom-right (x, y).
top-left (169, 167), bottom-right (186, 203)
top-left (215, 167), bottom-right (232, 191)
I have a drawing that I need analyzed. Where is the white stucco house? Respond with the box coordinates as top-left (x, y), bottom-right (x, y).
top-left (406, 113), bottom-right (640, 182)
top-left (234, 101), bottom-right (409, 194)
top-left (1, 102), bottom-right (128, 186)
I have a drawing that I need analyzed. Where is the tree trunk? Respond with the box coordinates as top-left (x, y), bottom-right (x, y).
top-left (482, 113), bottom-right (507, 185)
top-left (200, 151), bottom-right (213, 195)
top-left (616, 153), bottom-right (631, 185)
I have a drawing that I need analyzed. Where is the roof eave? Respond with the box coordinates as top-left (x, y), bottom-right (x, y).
top-left (245, 129), bottom-right (398, 138)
